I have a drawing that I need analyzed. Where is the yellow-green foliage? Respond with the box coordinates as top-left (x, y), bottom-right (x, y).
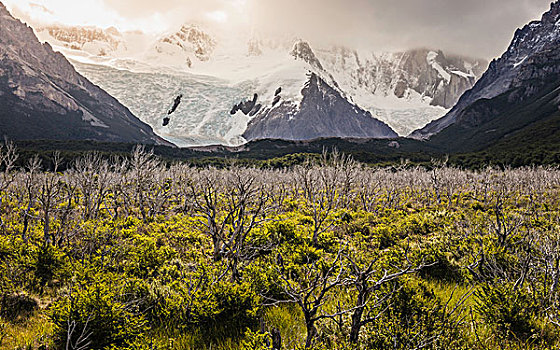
top-left (0, 152), bottom-right (560, 349)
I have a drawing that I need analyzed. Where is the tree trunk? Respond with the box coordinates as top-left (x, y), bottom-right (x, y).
top-left (305, 318), bottom-right (317, 348)
top-left (230, 257), bottom-right (240, 283)
top-left (349, 306), bottom-right (365, 343)
top-left (350, 289), bottom-right (368, 343)
top-left (311, 226), bottom-right (319, 247)
top-left (271, 328), bottom-right (282, 350)
top-left (212, 236), bottom-right (222, 262)
top-left (43, 208), bottom-right (50, 245)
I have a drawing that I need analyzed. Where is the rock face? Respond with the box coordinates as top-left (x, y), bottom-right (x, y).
top-left (412, 1), bottom-right (560, 140)
top-left (155, 25), bottom-right (216, 63)
top-left (243, 73), bottom-right (398, 141)
top-left (291, 40), bottom-right (324, 71)
top-left (319, 47), bottom-right (487, 110)
top-left (0, 3), bottom-right (169, 145)
top-left (35, 25), bottom-right (124, 57)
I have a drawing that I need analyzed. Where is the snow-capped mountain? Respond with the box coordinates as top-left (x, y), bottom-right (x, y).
top-left (317, 47), bottom-right (487, 135)
top-left (35, 25), bottom-right (125, 57)
top-left (0, 3), bottom-right (168, 145)
top-left (149, 24), bottom-right (216, 69)
top-left (30, 19), bottom-right (486, 146)
top-left (239, 40), bottom-right (397, 141)
top-left (319, 47), bottom-right (486, 110)
top-left (412, 1), bottom-right (560, 140)
top-left (243, 72), bottom-right (397, 141)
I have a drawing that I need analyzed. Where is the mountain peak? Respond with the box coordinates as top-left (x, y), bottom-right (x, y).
top-left (0, 3), bottom-right (169, 145)
top-left (291, 40), bottom-right (324, 71)
top-left (156, 24), bottom-right (216, 63)
top-left (505, 2), bottom-right (560, 66)
top-left (411, 0), bottom-right (560, 145)
top-left (542, 1), bottom-right (560, 23)
top-left (243, 71), bottom-right (398, 141)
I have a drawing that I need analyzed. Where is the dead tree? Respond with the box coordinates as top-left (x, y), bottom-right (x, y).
top-left (190, 167), bottom-right (273, 280)
top-left (0, 141), bottom-right (17, 193)
top-left (344, 249), bottom-right (433, 343)
top-left (294, 154), bottom-right (342, 247)
top-left (37, 153), bottom-right (64, 246)
top-left (134, 146), bottom-right (159, 221)
top-left (0, 142), bottom-right (17, 231)
top-left (21, 156), bottom-right (41, 242)
top-left (72, 153), bottom-right (113, 220)
top-left (266, 248), bottom-right (346, 348)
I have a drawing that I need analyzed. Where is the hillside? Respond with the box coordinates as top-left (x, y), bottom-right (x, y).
top-left (0, 3), bottom-right (169, 145)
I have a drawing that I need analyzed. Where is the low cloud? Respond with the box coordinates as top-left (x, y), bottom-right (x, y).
top-left (3, 0), bottom-right (554, 59)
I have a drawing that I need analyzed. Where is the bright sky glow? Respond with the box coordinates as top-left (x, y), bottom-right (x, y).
top-left (2, 0), bottom-right (241, 33)
top-left (0, 0), bottom-right (553, 58)
top-left (205, 11), bottom-right (229, 23)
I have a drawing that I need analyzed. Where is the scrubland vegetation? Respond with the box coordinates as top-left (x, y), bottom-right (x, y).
top-left (1, 143), bottom-right (560, 349)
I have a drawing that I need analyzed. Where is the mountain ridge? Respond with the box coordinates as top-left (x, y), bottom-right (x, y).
top-left (29, 20), bottom-right (487, 145)
top-left (0, 2), bottom-right (171, 145)
top-left (243, 72), bottom-right (398, 141)
top-left (411, 1), bottom-right (560, 142)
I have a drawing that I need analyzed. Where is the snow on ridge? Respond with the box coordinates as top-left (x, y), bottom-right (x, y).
top-left (450, 70), bottom-right (474, 79)
top-left (41, 23), bottom-right (480, 145)
top-left (513, 56), bottom-right (528, 68)
top-left (427, 51), bottom-right (451, 83)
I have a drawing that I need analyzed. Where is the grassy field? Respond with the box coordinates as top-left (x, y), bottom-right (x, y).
top-left (0, 145), bottom-right (559, 349)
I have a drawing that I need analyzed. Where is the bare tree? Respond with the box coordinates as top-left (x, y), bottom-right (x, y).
top-left (65, 316), bottom-right (92, 350)
top-left (72, 153), bottom-right (114, 220)
top-left (38, 153), bottom-right (63, 245)
top-left (0, 141), bottom-right (17, 193)
top-left (294, 152), bottom-right (347, 247)
top-left (344, 248), bottom-right (434, 343)
top-left (190, 167), bottom-right (274, 280)
top-left (266, 248), bottom-right (346, 348)
top-left (21, 156), bottom-right (41, 242)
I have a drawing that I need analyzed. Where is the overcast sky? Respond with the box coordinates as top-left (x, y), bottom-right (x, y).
top-left (3, 0), bottom-right (554, 59)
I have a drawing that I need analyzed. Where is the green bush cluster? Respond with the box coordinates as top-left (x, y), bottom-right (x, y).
top-left (0, 149), bottom-right (559, 349)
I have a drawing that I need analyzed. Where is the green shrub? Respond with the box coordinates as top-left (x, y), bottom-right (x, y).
top-left (475, 282), bottom-right (544, 342)
top-left (32, 244), bottom-right (69, 290)
top-left (419, 253), bottom-right (463, 283)
top-left (194, 281), bottom-right (261, 339)
top-left (363, 279), bottom-right (463, 350)
top-left (49, 275), bottom-right (147, 350)
top-left (0, 293), bottom-right (38, 322)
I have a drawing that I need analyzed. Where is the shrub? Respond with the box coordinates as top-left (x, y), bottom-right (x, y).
top-left (475, 282), bottom-right (544, 342)
top-left (49, 275), bottom-right (147, 350)
top-left (363, 279), bottom-right (464, 350)
top-left (0, 293), bottom-right (38, 322)
top-left (32, 244), bottom-right (69, 290)
top-left (194, 281), bottom-right (261, 339)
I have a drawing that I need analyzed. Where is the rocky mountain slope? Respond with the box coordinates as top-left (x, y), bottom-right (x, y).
top-left (0, 3), bottom-right (169, 145)
top-left (35, 25), bottom-right (124, 57)
top-left (235, 40), bottom-right (397, 142)
top-left (29, 17), bottom-right (486, 145)
top-left (243, 72), bottom-right (397, 141)
top-left (412, 1), bottom-right (560, 144)
top-left (150, 24), bottom-right (216, 68)
top-left (319, 47), bottom-right (486, 110)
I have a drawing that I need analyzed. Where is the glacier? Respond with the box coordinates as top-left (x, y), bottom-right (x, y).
top-left (74, 61), bottom-right (256, 147)
top-left (34, 24), bottom-right (486, 147)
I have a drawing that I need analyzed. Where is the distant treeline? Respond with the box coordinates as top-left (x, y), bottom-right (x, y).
top-left (4, 137), bottom-right (560, 171)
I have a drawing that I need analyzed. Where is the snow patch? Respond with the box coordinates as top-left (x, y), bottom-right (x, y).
top-left (450, 70), bottom-right (474, 79)
top-left (513, 56), bottom-right (528, 68)
top-left (81, 110), bottom-right (109, 128)
top-left (427, 51), bottom-right (451, 83)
